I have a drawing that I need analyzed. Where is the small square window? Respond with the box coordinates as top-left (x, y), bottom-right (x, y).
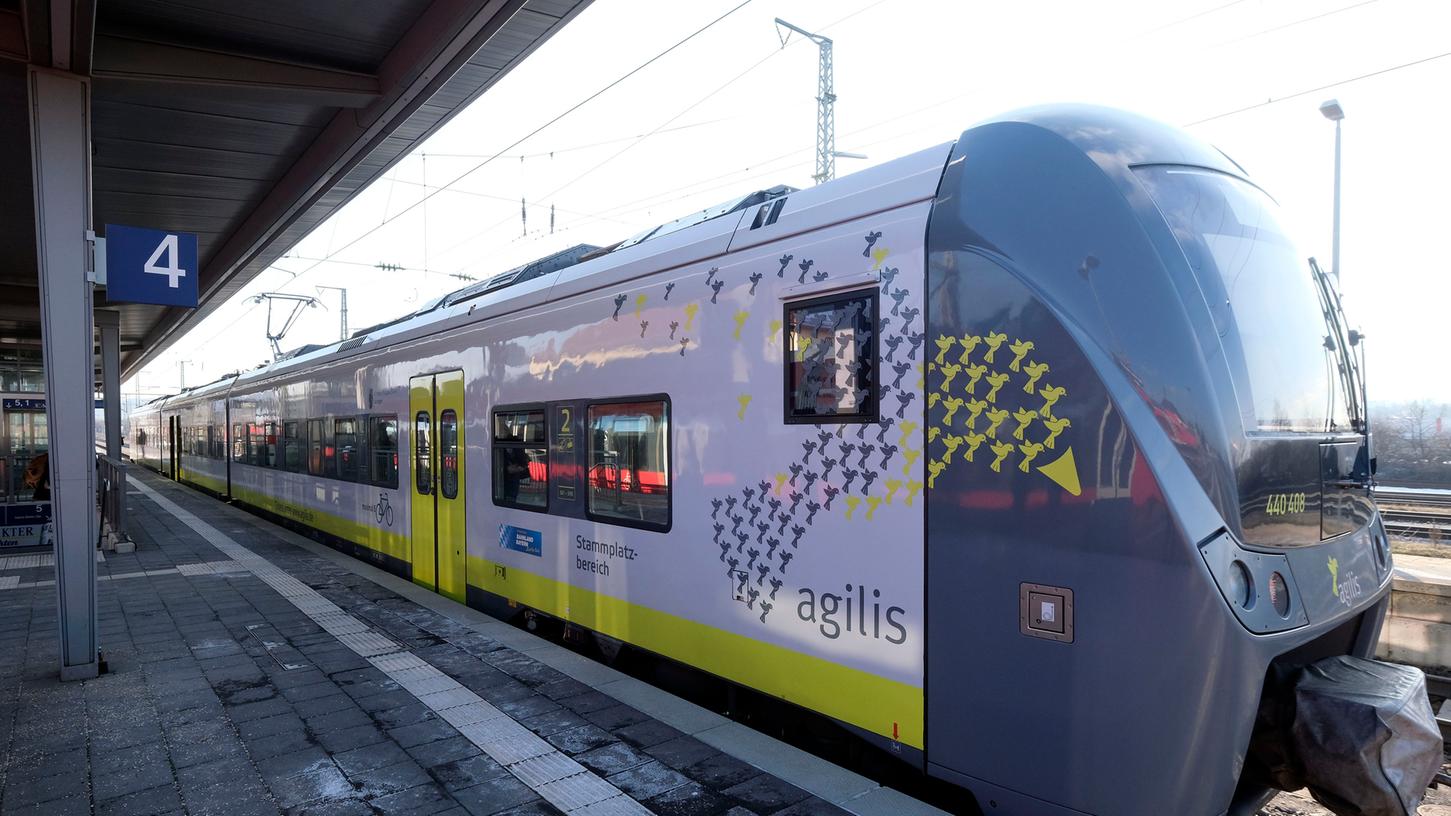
top-left (784, 290), bottom-right (877, 423)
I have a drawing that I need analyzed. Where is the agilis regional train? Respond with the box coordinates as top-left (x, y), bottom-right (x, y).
top-left (131, 106), bottom-right (1400, 814)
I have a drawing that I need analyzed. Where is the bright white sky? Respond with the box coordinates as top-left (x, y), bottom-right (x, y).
top-left (129, 0), bottom-right (1451, 404)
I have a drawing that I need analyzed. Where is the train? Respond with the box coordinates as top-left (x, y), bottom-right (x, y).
top-left (131, 105), bottom-right (1406, 815)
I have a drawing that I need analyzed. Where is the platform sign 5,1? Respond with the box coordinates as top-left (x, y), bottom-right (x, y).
top-left (103, 224), bottom-right (199, 307)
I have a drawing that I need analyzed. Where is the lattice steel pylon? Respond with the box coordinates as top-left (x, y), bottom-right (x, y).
top-left (775, 18), bottom-right (836, 184)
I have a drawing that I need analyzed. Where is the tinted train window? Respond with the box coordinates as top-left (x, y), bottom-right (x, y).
top-left (369, 416), bottom-right (398, 488)
top-left (492, 409), bottom-right (546, 510)
top-left (785, 290), bottom-right (877, 423)
top-left (232, 423), bottom-right (244, 462)
top-left (439, 410), bottom-right (459, 500)
top-left (261, 422), bottom-right (278, 468)
top-left (587, 399), bottom-right (669, 530)
top-left (1135, 166), bottom-right (1339, 432)
top-left (414, 412), bottom-right (432, 496)
top-left (282, 421), bottom-right (302, 472)
top-left (334, 418), bottom-right (358, 481)
top-left (307, 419), bottom-right (324, 476)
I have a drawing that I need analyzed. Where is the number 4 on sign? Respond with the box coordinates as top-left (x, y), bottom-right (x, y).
top-left (144, 234), bottom-right (187, 288)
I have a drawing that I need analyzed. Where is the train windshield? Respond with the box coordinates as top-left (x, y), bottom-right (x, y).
top-left (1135, 166), bottom-right (1348, 433)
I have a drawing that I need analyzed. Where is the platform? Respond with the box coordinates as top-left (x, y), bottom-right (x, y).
top-left (0, 468), bottom-right (943, 816)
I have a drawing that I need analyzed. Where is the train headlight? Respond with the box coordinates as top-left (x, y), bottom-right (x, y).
top-left (1226, 560), bottom-right (1255, 609)
top-left (1200, 531), bottom-right (1309, 633)
top-left (1268, 572), bottom-right (1291, 618)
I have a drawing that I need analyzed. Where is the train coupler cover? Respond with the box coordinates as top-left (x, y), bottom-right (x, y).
top-left (1258, 656), bottom-right (1441, 815)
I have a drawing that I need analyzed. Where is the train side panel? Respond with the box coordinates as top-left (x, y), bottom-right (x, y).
top-left (468, 202), bottom-right (932, 750)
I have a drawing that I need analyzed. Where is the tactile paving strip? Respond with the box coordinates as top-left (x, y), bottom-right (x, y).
top-left (131, 479), bottom-right (651, 815)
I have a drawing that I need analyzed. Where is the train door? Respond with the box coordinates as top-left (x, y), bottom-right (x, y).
top-left (166, 415), bottom-right (179, 480)
top-left (408, 371), bottom-right (466, 602)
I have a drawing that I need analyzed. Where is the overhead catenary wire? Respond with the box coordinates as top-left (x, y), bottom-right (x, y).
top-left (276, 0), bottom-right (758, 289)
top-left (1185, 49), bottom-right (1451, 126)
top-left (425, 0), bottom-right (895, 270)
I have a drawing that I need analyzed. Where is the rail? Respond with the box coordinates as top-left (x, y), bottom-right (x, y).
top-left (1376, 485), bottom-right (1451, 542)
top-left (96, 453), bottom-right (127, 543)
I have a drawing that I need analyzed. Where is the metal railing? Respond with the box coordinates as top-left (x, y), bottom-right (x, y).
top-left (97, 454), bottom-right (127, 542)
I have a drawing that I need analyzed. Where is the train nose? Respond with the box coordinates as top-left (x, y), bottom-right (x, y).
top-left (1249, 656), bottom-right (1441, 815)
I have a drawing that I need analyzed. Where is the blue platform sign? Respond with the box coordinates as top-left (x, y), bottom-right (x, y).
top-left (104, 224), bottom-right (199, 308)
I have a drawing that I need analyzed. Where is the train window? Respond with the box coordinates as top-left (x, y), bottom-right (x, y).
top-left (261, 422), bottom-right (278, 468)
top-left (319, 420), bottom-right (337, 478)
top-left (586, 399), bottom-right (670, 531)
top-left (492, 408), bottom-right (546, 510)
top-left (282, 421), bottom-right (303, 472)
top-left (232, 423), bottom-right (244, 462)
top-left (334, 418), bottom-right (358, 482)
top-left (415, 412), bottom-right (432, 496)
top-left (368, 416), bottom-right (398, 488)
top-left (440, 410), bottom-right (459, 500)
top-left (784, 290), bottom-right (878, 423)
top-left (307, 419), bottom-right (325, 476)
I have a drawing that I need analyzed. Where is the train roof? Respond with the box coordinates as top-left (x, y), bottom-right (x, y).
top-left (201, 140), bottom-right (952, 398)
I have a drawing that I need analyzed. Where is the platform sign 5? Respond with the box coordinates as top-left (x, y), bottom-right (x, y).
top-left (104, 224), bottom-right (199, 307)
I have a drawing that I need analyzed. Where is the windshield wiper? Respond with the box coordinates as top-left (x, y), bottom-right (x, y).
top-left (1309, 257), bottom-right (1366, 434)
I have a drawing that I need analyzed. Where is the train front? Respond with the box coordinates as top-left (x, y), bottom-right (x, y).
top-left (921, 106), bottom-right (1437, 814)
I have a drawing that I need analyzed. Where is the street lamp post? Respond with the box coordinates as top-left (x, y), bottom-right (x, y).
top-left (1319, 99), bottom-right (1344, 283)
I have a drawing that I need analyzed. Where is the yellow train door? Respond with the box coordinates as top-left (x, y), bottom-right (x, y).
top-left (408, 372), bottom-right (466, 602)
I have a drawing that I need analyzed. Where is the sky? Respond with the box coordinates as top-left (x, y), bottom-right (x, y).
top-left (127, 0), bottom-right (1451, 405)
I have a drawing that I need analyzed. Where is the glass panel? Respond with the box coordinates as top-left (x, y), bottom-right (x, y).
top-left (1135, 166), bottom-right (1340, 432)
top-left (494, 411), bottom-right (545, 443)
top-left (440, 410), bottom-right (459, 500)
top-left (307, 419), bottom-right (324, 476)
top-left (232, 423), bottom-right (244, 462)
top-left (786, 292), bottom-right (876, 421)
top-left (369, 417), bottom-right (398, 488)
top-left (334, 418), bottom-right (358, 482)
top-left (492, 409), bottom-right (547, 509)
top-left (262, 422), bottom-right (278, 468)
top-left (283, 421), bottom-right (302, 472)
top-left (320, 419), bottom-right (337, 478)
top-left (414, 412), bottom-right (432, 496)
top-left (587, 401), bottom-right (669, 528)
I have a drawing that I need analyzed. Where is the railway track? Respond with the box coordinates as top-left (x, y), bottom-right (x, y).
top-left (1375, 485), bottom-right (1451, 541)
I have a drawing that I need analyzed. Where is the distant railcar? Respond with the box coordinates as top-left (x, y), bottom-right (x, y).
top-left (131, 106), bottom-right (1393, 815)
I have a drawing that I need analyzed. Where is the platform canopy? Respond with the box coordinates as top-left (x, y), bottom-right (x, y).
top-left (0, 0), bottom-right (589, 379)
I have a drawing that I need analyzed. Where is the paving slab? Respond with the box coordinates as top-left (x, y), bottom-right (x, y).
top-left (0, 470), bottom-right (943, 816)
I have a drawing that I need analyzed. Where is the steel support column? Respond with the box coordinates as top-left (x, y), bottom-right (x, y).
top-left (28, 67), bottom-right (98, 681)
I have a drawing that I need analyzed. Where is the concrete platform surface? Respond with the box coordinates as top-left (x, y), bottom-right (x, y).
top-left (0, 469), bottom-right (943, 816)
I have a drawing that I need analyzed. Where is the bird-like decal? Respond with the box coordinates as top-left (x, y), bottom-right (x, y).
top-left (940, 363), bottom-right (962, 392)
top-left (984, 407), bottom-right (1009, 438)
top-left (863, 231), bottom-right (882, 258)
top-left (1011, 407), bottom-right (1038, 440)
top-left (962, 363), bottom-right (987, 395)
top-left (1018, 441), bottom-right (1046, 473)
top-left (1023, 361), bottom-right (1051, 394)
top-left (989, 440), bottom-right (1015, 473)
top-left (1007, 338), bottom-right (1034, 372)
top-left (934, 335), bottom-right (957, 365)
top-left (982, 331), bottom-right (1008, 363)
top-left (1039, 383), bottom-right (1067, 417)
top-left (958, 334), bottom-right (982, 364)
top-left (984, 371), bottom-right (1011, 403)
top-left (1041, 415), bottom-right (1071, 449)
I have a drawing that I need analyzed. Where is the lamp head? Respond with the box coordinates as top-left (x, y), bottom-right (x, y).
top-left (1319, 99), bottom-right (1344, 121)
